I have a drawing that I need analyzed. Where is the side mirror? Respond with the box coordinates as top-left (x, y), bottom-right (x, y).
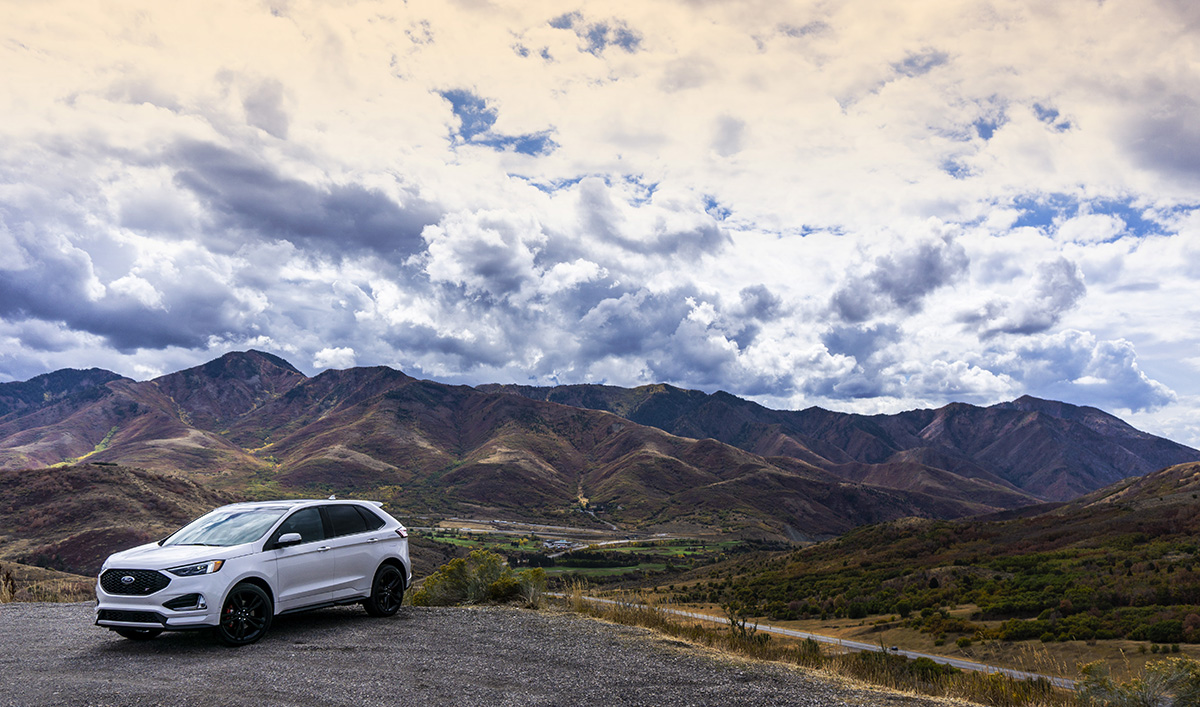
top-left (275, 532), bottom-right (303, 548)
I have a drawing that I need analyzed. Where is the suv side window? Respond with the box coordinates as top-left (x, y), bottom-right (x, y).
top-left (355, 505), bottom-right (386, 531)
top-left (327, 504), bottom-right (369, 537)
top-left (272, 507), bottom-right (325, 545)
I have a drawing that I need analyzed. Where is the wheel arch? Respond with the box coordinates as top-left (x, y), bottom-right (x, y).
top-left (227, 575), bottom-right (276, 611)
top-left (378, 557), bottom-right (409, 587)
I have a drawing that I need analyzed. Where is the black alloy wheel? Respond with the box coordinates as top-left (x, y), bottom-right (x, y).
top-left (364, 564), bottom-right (405, 617)
top-left (216, 583), bottom-right (272, 646)
top-left (113, 627), bottom-right (163, 641)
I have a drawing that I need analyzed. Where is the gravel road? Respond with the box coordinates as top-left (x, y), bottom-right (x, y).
top-left (1, 602), bottom-right (967, 707)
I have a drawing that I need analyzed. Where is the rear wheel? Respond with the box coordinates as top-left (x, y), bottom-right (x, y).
top-left (113, 627), bottom-right (162, 641)
top-left (364, 564), bottom-right (405, 617)
top-left (215, 583), bottom-right (272, 646)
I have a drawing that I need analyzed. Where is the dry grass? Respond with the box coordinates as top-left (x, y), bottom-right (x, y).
top-left (0, 562), bottom-right (93, 603)
top-left (556, 590), bottom-right (1078, 707)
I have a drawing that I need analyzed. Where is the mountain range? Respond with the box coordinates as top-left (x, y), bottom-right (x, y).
top-left (1, 351), bottom-right (1196, 547)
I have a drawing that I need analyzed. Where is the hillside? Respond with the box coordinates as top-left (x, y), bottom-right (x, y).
top-left (0, 463), bottom-right (233, 575)
top-left (677, 460), bottom-right (1200, 645)
top-left (481, 384), bottom-right (1199, 502)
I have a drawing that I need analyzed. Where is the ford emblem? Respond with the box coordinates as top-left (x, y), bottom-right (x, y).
top-left (121, 575), bottom-right (135, 585)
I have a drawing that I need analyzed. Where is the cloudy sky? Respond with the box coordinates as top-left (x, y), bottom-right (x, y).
top-left (3, 0), bottom-right (1200, 445)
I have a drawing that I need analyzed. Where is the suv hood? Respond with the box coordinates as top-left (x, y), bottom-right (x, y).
top-left (104, 542), bottom-right (252, 570)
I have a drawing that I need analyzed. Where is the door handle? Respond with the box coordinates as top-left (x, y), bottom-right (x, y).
top-left (367, 538), bottom-right (379, 543)
top-left (318, 546), bottom-right (331, 552)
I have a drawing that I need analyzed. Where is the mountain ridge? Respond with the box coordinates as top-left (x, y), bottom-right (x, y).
top-left (0, 352), bottom-right (1195, 542)
top-left (482, 382), bottom-right (1198, 502)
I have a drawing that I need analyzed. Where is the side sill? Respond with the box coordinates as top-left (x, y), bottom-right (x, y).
top-left (278, 595), bottom-right (369, 616)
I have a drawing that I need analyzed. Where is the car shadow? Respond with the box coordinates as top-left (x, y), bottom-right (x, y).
top-left (90, 605), bottom-right (415, 654)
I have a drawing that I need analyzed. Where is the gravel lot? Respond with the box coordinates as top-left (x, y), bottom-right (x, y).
top-left (1, 602), bottom-right (967, 707)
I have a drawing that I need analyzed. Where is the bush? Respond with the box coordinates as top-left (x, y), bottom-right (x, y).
top-left (1079, 658), bottom-right (1200, 706)
top-left (413, 550), bottom-right (546, 607)
top-left (1149, 620), bottom-right (1186, 644)
top-left (956, 636), bottom-right (972, 648)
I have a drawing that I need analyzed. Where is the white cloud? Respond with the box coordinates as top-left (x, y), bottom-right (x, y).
top-left (1, 0), bottom-right (1198, 446)
top-left (313, 347), bottom-right (357, 370)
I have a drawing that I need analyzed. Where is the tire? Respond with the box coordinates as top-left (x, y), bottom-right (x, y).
top-left (113, 627), bottom-right (162, 641)
top-left (364, 564), bottom-right (405, 617)
top-left (215, 583), bottom-right (273, 646)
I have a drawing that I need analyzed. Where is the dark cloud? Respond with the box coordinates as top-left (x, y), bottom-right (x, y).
top-left (892, 49), bottom-right (949, 78)
top-left (660, 58), bottom-right (715, 92)
top-left (170, 140), bottom-right (438, 257)
top-left (779, 22), bottom-right (828, 38)
top-left (0, 231), bottom-right (250, 352)
top-left (961, 257), bottom-right (1086, 337)
top-left (576, 178), bottom-right (730, 256)
top-left (712, 116), bottom-right (745, 157)
top-left (1002, 331), bottom-right (1175, 412)
top-left (241, 78), bottom-right (290, 139)
top-left (1125, 92), bottom-right (1200, 183)
top-left (382, 320), bottom-right (515, 370)
top-left (577, 289), bottom-right (694, 359)
top-left (831, 234), bottom-right (969, 322)
top-left (822, 322), bottom-right (901, 362)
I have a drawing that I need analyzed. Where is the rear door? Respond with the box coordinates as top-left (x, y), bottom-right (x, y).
top-left (268, 507), bottom-right (334, 611)
top-left (323, 504), bottom-right (384, 599)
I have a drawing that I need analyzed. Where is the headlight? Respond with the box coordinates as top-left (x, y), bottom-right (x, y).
top-left (168, 560), bottom-right (225, 577)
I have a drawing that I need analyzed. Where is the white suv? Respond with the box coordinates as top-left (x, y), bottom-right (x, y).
top-left (95, 499), bottom-right (412, 645)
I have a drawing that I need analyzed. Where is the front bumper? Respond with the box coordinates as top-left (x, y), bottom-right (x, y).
top-left (95, 571), bottom-right (222, 630)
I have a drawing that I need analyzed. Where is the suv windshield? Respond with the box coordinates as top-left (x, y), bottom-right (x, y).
top-left (163, 507), bottom-right (289, 547)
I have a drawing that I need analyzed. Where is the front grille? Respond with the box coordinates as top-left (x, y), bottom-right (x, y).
top-left (100, 569), bottom-right (171, 596)
top-left (98, 609), bottom-right (164, 624)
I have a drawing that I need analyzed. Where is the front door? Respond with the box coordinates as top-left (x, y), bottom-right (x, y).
top-left (269, 507), bottom-right (334, 611)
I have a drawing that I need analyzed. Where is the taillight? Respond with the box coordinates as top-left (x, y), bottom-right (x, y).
top-left (395, 528), bottom-right (408, 539)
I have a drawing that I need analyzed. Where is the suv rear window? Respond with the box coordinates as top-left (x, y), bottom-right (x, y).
top-left (355, 505), bottom-right (386, 530)
top-left (327, 504), bottom-right (369, 537)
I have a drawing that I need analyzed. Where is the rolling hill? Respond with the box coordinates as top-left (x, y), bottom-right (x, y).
top-left (682, 460), bottom-right (1200, 645)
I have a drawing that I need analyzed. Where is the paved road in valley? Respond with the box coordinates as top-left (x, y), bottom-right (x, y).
top-left (573, 596), bottom-right (1076, 691)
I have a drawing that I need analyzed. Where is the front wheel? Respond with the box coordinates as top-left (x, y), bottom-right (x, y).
top-left (364, 564), bottom-right (405, 617)
top-left (215, 583), bottom-right (272, 646)
top-left (113, 627), bottom-right (162, 641)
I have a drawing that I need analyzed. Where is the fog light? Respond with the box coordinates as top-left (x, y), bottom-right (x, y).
top-left (163, 593), bottom-right (205, 611)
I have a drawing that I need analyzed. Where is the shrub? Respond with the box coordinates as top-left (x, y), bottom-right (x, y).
top-left (412, 550), bottom-right (546, 607)
top-left (1079, 658), bottom-right (1200, 706)
top-left (1149, 620), bottom-right (1186, 644)
top-left (956, 636), bottom-right (972, 648)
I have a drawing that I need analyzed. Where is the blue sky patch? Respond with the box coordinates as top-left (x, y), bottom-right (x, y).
top-left (941, 159), bottom-right (971, 179)
top-left (1011, 193), bottom-right (1078, 229)
top-left (441, 89), bottom-right (558, 155)
top-left (549, 12), bottom-right (642, 55)
top-left (440, 89), bottom-right (497, 140)
top-left (477, 131), bottom-right (559, 156)
top-left (703, 196), bottom-right (731, 220)
top-left (1033, 103), bottom-right (1072, 132)
top-left (973, 117), bottom-right (1002, 140)
top-left (1010, 193), bottom-right (1167, 238)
